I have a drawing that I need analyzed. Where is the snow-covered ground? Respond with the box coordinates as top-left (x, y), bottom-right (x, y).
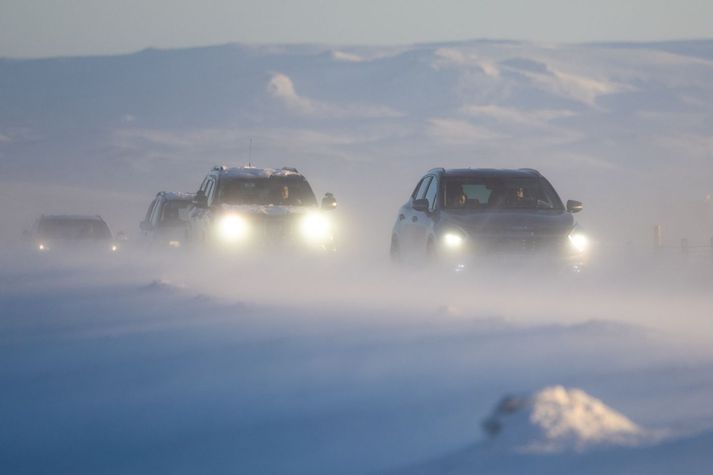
top-left (1, 39), bottom-right (713, 473)
top-left (1, 248), bottom-right (712, 473)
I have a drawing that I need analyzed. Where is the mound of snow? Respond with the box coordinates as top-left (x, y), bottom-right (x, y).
top-left (330, 50), bottom-right (364, 62)
top-left (482, 386), bottom-right (645, 453)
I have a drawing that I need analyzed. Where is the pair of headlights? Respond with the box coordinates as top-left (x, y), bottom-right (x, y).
top-left (217, 213), bottom-right (332, 244)
top-left (440, 230), bottom-right (590, 253)
top-left (37, 242), bottom-right (119, 252)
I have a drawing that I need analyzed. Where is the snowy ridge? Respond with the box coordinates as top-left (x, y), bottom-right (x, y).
top-left (482, 386), bottom-right (646, 453)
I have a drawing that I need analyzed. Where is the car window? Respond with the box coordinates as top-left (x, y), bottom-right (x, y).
top-left (150, 199), bottom-right (163, 226)
top-left (205, 179), bottom-right (216, 206)
top-left (160, 200), bottom-right (191, 226)
top-left (424, 176), bottom-right (439, 210)
top-left (144, 199), bottom-right (158, 223)
top-left (216, 177), bottom-right (318, 207)
top-left (415, 177), bottom-right (433, 200)
top-left (38, 218), bottom-right (112, 240)
top-left (442, 176), bottom-right (564, 210)
top-left (411, 178), bottom-right (427, 200)
top-left (198, 177), bottom-right (209, 193)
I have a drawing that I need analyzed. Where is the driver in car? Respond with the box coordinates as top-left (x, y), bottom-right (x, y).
top-left (276, 185), bottom-right (303, 206)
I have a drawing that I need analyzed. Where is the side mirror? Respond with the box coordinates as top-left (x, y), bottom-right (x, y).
top-left (321, 192), bottom-right (337, 210)
top-left (412, 198), bottom-right (429, 212)
top-left (567, 200), bottom-right (583, 213)
top-left (139, 221), bottom-right (152, 231)
top-left (193, 190), bottom-right (208, 208)
top-left (117, 231), bottom-right (128, 241)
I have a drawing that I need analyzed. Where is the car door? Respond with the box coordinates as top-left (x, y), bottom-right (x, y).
top-left (395, 177), bottom-right (424, 253)
top-left (195, 178), bottom-right (216, 241)
top-left (141, 198), bottom-right (158, 238)
top-left (400, 175), bottom-right (433, 255)
top-left (149, 197), bottom-right (164, 239)
top-left (411, 175), bottom-right (439, 254)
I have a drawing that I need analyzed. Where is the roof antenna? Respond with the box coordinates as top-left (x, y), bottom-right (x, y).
top-left (248, 137), bottom-right (253, 167)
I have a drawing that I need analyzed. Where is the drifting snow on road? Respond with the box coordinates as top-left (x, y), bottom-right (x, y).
top-left (1, 248), bottom-right (713, 474)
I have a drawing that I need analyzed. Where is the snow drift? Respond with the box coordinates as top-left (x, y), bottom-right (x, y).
top-left (482, 386), bottom-right (646, 453)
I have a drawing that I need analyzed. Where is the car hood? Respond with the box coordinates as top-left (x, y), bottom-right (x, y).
top-left (441, 210), bottom-right (574, 237)
top-left (217, 204), bottom-right (316, 217)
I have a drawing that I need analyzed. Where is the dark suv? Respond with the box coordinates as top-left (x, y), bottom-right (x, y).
top-left (390, 168), bottom-right (588, 269)
top-left (30, 214), bottom-right (119, 254)
top-left (186, 166), bottom-right (337, 251)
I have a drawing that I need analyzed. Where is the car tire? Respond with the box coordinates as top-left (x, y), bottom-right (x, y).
top-left (390, 235), bottom-right (401, 264)
top-left (425, 238), bottom-right (436, 266)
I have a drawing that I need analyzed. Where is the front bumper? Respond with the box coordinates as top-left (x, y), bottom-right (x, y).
top-left (206, 211), bottom-right (337, 253)
top-left (435, 236), bottom-right (589, 272)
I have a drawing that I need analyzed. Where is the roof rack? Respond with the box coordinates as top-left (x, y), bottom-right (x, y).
top-left (428, 167), bottom-right (446, 174)
top-left (212, 165), bottom-right (227, 172)
top-left (281, 166), bottom-right (299, 173)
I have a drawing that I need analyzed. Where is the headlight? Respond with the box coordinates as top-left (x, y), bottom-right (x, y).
top-left (111, 244), bottom-right (118, 252)
top-left (38, 243), bottom-right (48, 251)
top-left (568, 231), bottom-right (590, 253)
top-left (218, 214), bottom-right (249, 243)
top-left (442, 232), bottom-right (464, 249)
top-left (300, 212), bottom-right (332, 243)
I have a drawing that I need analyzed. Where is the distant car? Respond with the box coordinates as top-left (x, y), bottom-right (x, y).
top-left (186, 166), bottom-right (337, 251)
top-left (140, 191), bottom-right (195, 248)
top-left (390, 168), bottom-right (589, 270)
top-left (30, 214), bottom-right (120, 254)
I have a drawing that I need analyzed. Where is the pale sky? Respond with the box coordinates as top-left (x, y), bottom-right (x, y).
top-left (2, 0), bottom-right (712, 58)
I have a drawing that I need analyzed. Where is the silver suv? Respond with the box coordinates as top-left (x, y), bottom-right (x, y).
top-left (186, 166), bottom-right (337, 251)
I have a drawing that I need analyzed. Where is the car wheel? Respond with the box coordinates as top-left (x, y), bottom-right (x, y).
top-left (390, 235), bottom-right (401, 264)
top-left (425, 238), bottom-right (436, 266)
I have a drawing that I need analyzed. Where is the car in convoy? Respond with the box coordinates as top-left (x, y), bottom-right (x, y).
top-left (139, 191), bottom-right (195, 248)
top-left (29, 214), bottom-right (120, 254)
top-left (185, 165), bottom-right (337, 251)
top-left (390, 168), bottom-right (589, 270)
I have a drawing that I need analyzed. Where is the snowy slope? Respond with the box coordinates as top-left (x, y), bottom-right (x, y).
top-left (1, 40), bottom-right (712, 246)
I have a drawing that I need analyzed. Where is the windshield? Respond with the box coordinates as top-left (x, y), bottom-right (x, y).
top-left (442, 176), bottom-right (564, 210)
top-left (37, 218), bottom-right (112, 240)
top-left (217, 177), bottom-right (317, 207)
top-left (160, 200), bottom-right (192, 227)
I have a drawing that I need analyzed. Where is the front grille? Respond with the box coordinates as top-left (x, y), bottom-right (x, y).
top-left (250, 215), bottom-right (299, 243)
top-left (474, 232), bottom-right (567, 254)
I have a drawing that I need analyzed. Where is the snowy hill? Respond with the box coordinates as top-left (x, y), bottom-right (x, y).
top-left (1, 39), bottom-right (713, 244)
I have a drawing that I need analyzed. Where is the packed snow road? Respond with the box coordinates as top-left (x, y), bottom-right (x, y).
top-left (1, 248), bottom-right (712, 473)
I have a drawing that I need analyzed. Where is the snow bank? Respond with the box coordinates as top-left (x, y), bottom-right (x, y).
top-left (483, 386), bottom-right (646, 453)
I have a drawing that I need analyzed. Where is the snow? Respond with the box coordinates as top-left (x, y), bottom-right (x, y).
top-left (1, 38), bottom-right (713, 473)
top-left (155, 191), bottom-right (196, 201)
top-left (219, 165), bottom-right (304, 178)
top-left (482, 386), bottom-right (646, 453)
